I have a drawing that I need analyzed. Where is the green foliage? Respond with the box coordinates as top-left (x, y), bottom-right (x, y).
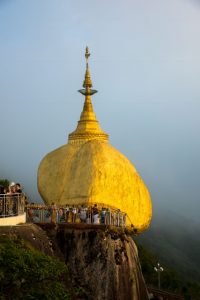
top-left (0, 179), bottom-right (9, 189)
top-left (0, 236), bottom-right (70, 300)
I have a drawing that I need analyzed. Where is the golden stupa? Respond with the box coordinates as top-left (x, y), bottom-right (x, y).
top-left (37, 47), bottom-right (152, 232)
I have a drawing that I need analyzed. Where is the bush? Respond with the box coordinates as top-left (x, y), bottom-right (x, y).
top-left (0, 236), bottom-right (70, 300)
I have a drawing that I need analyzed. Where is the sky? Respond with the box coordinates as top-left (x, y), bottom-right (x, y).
top-left (0, 0), bottom-right (200, 221)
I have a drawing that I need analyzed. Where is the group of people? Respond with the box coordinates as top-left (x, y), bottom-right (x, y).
top-left (27, 203), bottom-right (127, 227)
top-left (0, 182), bottom-right (24, 217)
top-left (0, 182), bottom-right (22, 195)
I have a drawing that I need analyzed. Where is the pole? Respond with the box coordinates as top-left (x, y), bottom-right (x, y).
top-left (154, 262), bottom-right (164, 290)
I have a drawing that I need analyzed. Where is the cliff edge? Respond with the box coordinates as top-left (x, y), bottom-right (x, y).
top-left (0, 224), bottom-right (149, 300)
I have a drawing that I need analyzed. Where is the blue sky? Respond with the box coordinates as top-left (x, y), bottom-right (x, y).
top-left (0, 0), bottom-right (200, 221)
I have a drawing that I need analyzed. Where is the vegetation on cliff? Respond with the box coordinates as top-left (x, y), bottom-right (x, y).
top-left (0, 179), bottom-right (9, 189)
top-left (0, 235), bottom-right (70, 300)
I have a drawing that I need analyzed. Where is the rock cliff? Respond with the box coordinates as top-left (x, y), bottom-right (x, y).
top-left (0, 224), bottom-right (149, 300)
top-left (55, 225), bottom-right (149, 300)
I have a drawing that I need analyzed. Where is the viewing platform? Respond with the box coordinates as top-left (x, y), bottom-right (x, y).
top-left (0, 195), bottom-right (137, 232)
top-left (0, 193), bottom-right (26, 226)
top-left (26, 204), bottom-right (129, 228)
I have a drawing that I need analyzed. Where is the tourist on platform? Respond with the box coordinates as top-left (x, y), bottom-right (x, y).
top-left (50, 202), bottom-right (57, 224)
top-left (65, 205), bottom-right (70, 222)
top-left (3, 187), bottom-right (8, 194)
top-left (116, 209), bottom-right (123, 226)
top-left (69, 207), bottom-right (74, 223)
top-left (0, 185), bottom-right (4, 194)
top-left (86, 207), bottom-right (91, 224)
top-left (80, 205), bottom-right (87, 223)
top-left (6, 183), bottom-right (16, 215)
top-left (72, 205), bottom-right (77, 223)
top-left (44, 209), bottom-right (51, 223)
top-left (0, 186), bottom-right (5, 216)
top-left (100, 207), bottom-right (106, 224)
top-left (32, 212), bottom-right (40, 223)
top-left (6, 183), bottom-right (15, 195)
top-left (58, 208), bottom-right (64, 223)
top-left (75, 209), bottom-right (81, 223)
top-left (123, 213), bottom-right (126, 226)
top-left (111, 210), bottom-right (117, 226)
top-left (15, 183), bottom-right (22, 193)
top-left (14, 183), bottom-right (23, 214)
top-left (105, 208), bottom-right (111, 225)
top-left (92, 204), bottom-right (99, 224)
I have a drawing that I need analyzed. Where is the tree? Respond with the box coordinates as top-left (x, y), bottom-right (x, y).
top-left (0, 236), bottom-right (71, 300)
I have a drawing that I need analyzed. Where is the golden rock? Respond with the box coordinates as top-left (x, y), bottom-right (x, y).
top-left (37, 48), bottom-right (152, 232)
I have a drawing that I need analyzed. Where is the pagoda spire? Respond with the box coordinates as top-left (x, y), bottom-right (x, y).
top-left (78, 46), bottom-right (98, 122)
top-left (68, 47), bottom-right (108, 145)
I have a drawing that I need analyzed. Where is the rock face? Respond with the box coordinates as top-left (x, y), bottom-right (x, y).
top-left (56, 225), bottom-right (149, 300)
top-left (0, 224), bottom-right (149, 299)
top-left (0, 224), bottom-right (55, 256)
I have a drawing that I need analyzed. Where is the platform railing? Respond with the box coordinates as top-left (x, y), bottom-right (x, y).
top-left (0, 194), bottom-right (25, 218)
top-left (26, 204), bottom-right (127, 227)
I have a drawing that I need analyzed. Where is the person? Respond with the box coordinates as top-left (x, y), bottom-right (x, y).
top-left (15, 183), bottom-right (22, 193)
top-left (111, 210), bottom-right (117, 226)
top-left (57, 208), bottom-right (63, 223)
top-left (15, 183), bottom-right (24, 214)
top-left (65, 205), bottom-right (69, 222)
top-left (80, 205), bottom-right (87, 223)
top-left (32, 212), bottom-right (40, 223)
top-left (0, 185), bottom-right (4, 216)
top-left (100, 207), bottom-right (106, 224)
top-left (92, 204), bottom-right (99, 224)
top-left (67, 207), bottom-right (73, 223)
top-left (105, 208), bottom-right (111, 225)
top-left (7, 184), bottom-right (15, 195)
top-left (86, 207), bottom-right (91, 224)
top-left (0, 185), bottom-right (4, 194)
top-left (6, 183), bottom-right (16, 215)
top-left (75, 207), bottom-right (81, 224)
top-left (123, 213), bottom-right (127, 226)
top-left (50, 202), bottom-right (57, 224)
top-left (72, 205), bottom-right (77, 223)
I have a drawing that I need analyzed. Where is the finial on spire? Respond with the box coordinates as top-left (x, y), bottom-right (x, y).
top-left (78, 46), bottom-right (97, 95)
top-left (85, 46), bottom-right (90, 68)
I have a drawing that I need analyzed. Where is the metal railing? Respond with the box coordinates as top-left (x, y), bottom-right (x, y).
top-left (0, 193), bottom-right (25, 218)
top-left (26, 204), bottom-right (127, 227)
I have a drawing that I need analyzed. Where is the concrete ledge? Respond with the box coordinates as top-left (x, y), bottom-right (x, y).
top-left (0, 213), bottom-right (26, 226)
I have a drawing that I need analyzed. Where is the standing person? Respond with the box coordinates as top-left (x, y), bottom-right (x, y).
top-left (15, 183), bottom-right (23, 214)
top-left (7, 183), bottom-right (15, 195)
top-left (15, 183), bottom-right (22, 193)
top-left (92, 204), bottom-right (99, 224)
top-left (6, 183), bottom-right (16, 215)
top-left (123, 213), bottom-right (127, 227)
top-left (50, 202), bottom-right (57, 224)
top-left (105, 208), bottom-right (111, 225)
top-left (72, 205), bottom-right (77, 223)
top-left (58, 208), bottom-right (64, 223)
top-left (86, 207), bottom-right (91, 224)
top-left (65, 205), bottom-right (69, 223)
top-left (86, 207), bottom-right (93, 224)
top-left (80, 205), bottom-right (87, 223)
top-left (0, 186), bottom-right (4, 216)
top-left (100, 207), bottom-right (106, 224)
top-left (0, 185), bottom-right (4, 195)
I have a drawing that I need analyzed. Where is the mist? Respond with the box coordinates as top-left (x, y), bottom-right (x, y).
top-left (1, 0), bottom-right (200, 222)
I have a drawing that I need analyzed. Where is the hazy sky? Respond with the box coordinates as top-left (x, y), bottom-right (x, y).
top-left (0, 0), bottom-right (200, 221)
